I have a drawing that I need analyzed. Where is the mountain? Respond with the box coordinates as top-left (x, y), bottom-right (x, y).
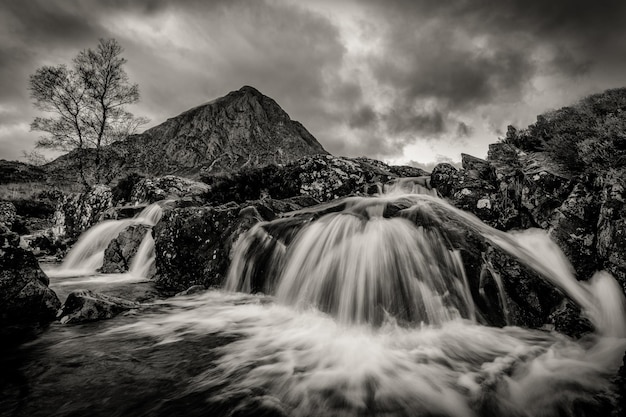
top-left (46, 86), bottom-right (328, 181)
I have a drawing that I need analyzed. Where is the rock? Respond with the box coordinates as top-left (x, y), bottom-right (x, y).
top-left (519, 169), bottom-right (571, 229)
top-left (0, 201), bottom-right (17, 229)
top-left (101, 224), bottom-right (152, 274)
top-left (99, 205), bottom-right (148, 221)
top-left (487, 142), bottom-right (522, 176)
top-left (53, 185), bottom-right (113, 240)
top-left (130, 175), bottom-right (210, 204)
top-left (58, 289), bottom-right (138, 324)
top-left (462, 153), bottom-right (496, 182)
top-left (388, 165), bottom-right (430, 177)
top-left (202, 155), bottom-right (403, 205)
top-left (429, 163), bottom-right (460, 197)
top-left (153, 198), bottom-right (312, 291)
top-left (597, 178), bottom-right (626, 291)
top-left (0, 223), bottom-right (20, 248)
top-left (0, 244), bottom-right (61, 333)
top-left (176, 285), bottom-right (207, 296)
top-left (482, 247), bottom-right (564, 329)
top-left (548, 182), bottom-right (600, 279)
top-left (153, 204), bottom-right (244, 291)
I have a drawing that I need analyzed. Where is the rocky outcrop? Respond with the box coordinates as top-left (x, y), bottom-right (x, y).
top-left (153, 199), bottom-right (308, 291)
top-left (202, 155), bottom-right (418, 206)
top-left (57, 289), bottom-right (138, 324)
top-left (130, 175), bottom-right (210, 204)
top-left (101, 224), bottom-right (151, 274)
top-left (548, 182), bottom-right (600, 279)
top-left (0, 225), bottom-right (61, 333)
top-left (597, 179), bottom-right (626, 291)
top-left (53, 185), bottom-right (113, 239)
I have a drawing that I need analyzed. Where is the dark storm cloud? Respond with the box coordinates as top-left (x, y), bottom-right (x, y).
top-left (348, 0), bottom-right (626, 157)
top-left (349, 105), bottom-right (377, 129)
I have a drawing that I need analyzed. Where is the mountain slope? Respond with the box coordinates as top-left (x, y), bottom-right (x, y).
top-left (47, 86), bottom-right (328, 181)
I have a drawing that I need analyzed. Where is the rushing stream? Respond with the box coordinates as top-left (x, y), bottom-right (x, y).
top-left (2, 184), bottom-right (625, 417)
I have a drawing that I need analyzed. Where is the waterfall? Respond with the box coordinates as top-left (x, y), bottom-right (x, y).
top-left (227, 188), bottom-right (626, 336)
top-left (49, 202), bottom-right (164, 277)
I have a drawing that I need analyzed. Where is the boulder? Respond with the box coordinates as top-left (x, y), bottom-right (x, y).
top-left (57, 289), bottom-right (138, 324)
top-left (100, 224), bottom-right (152, 274)
top-left (153, 199), bottom-right (310, 291)
top-left (0, 201), bottom-right (17, 229)
top-left (130, 175), bottom-right (210, 204)
top-left (597, 179), bottom-right (626, 291)
top-left (153, 204), bottom-right (246, 291)
top-left (429, 163), bottom-right (460, 197)
top-left (462, 153), bottom-right (496, 182)
top-left (548, 182), bottom-right (600, 279)
top-left (0, 239), bottom-right (61, 333)
top-left (53, 185), bottom-right (113, 240)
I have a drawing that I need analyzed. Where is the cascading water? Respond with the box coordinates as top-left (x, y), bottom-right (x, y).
top-left (48, 202), bottom-right (164, 278)
top-left (214, 182), bottom-right (626, 416)
top-left (13, 183), bottom-right (626, 417)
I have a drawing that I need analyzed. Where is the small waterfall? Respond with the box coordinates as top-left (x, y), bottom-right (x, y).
top-left (227, 188), bottom-right (626, 336)
top-left (128, 232), bottom-right (156, 278)
top-left (50, 202), bottom-right (164, 277)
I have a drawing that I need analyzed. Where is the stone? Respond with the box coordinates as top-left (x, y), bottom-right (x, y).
top-left (0, 244), bottom-right (61, 332)
top-left (100, 224), bottom-right (152, 274)
top-left (202, 155), bottom-right (406, 206)
top-left (58, 289), bottom-right (138, 324)
top-left (429, 163), bottom-right (460, 197)
top-left (597, 178), bottom-right (626, 291)
top-left (548, 182), bottom-right (600, 279)
top-left (53, 185), bottom-right (113, 240)
top-left (130, 175), bottom-right (210, 204)
top-left (153, 204), bottom-right (246, 291)
top-left (462, 153), bottom-right (496, 182)
top-left (176, 285), bottom-right (207, 296)
top-left (0, 201), bottom-right (17, 229)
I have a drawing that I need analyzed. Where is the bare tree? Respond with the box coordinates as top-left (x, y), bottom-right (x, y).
top-left (29, 38), bottom-right (148, 186)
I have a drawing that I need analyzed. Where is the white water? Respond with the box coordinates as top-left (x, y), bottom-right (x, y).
top-left (219, 188), bottom-right (626, 415)
top-left (47, 202), bottom-right (163, 278)
top-left (108, 289), bottom-right (626, 417)
top-left (43, 184), bottom-right (626, 416)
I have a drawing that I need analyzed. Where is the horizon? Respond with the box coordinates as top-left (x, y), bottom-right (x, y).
top-left (2, 0), bottom-right (626, 168)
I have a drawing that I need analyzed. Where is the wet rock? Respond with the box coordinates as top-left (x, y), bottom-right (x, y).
top-left (548, 182), bottom-right (600, 279)
top-left (597, 179), bottom-right (626, 291)
top-left (53, 185), bottom-right (113, 240)
top-left (548, 300), bottom-right (594, 338)
top-left (101, 224), bottom-right (152, 274)
top-left (153, 197), bottom-right (313, 291)
top-left (153, 204), bottom-right (247, 291)
top-left (176, 285), bottom-right (207, 296)
top-left (130, 175), bottom-right (210, 204)
top-left (0, 243), bottom-right (61, 332)
top-left (483, 247), bottom-right (563, 329)
top-left (58, 289), bottom-right (138, 324)
top-left (99, 205), bottom-right (148, 221)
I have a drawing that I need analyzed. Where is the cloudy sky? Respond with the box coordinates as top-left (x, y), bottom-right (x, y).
top-left (2, 0), bottom-right (626, 168)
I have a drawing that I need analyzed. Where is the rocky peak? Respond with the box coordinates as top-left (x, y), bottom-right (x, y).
top-left (46, 86), bottom-right (329, 181)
